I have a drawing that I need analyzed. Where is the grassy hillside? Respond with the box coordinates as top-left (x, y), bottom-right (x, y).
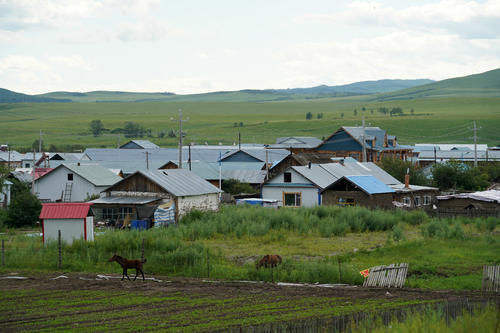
top-left (0, 96), bottom-right (499, 149)
top-left (0, 88), bottom-right (70, 103)
top-left (375, 68), bottom-right (500, 101)
top-left (33, 79), bottom-right (432, 103)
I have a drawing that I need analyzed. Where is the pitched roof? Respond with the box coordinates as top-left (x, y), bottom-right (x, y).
top-left (37, 163), bottom-right (122, 186)
top-left (268, 137), bottom-right (323, 149)
top-left (437, 190), bottom-right (500, 203)
top-left (40, 203), bottom-right (93, 219)
top-left (110, 169), bottom-right (221, 197)
top-left (336, 175), bottom-right (395, 194)
top-left (120, 140), bottom-right (160, 149)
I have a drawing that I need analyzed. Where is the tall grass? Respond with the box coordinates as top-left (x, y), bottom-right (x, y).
top-left (353, 303), bottom-right (500, 333)
top-left (0, 205), bottom-right (498, 288)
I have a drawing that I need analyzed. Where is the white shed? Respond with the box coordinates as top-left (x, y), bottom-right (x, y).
top-left (40, 203), bottom-right (94, 244)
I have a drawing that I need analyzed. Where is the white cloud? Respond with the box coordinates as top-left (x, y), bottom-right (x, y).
top-left (302, 0), bottom-right (500, 39)
top-left (271, 31), bottom-right (500, 88)
top-left (49, 56), bottom-right (93, 71)
top-left (0, 0), bottom-right (103, 31)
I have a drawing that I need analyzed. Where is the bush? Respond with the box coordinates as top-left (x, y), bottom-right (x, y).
top-left (6, 191), bottom-right (41, 228)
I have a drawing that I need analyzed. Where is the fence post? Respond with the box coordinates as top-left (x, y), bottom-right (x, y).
top-left (207, 248), bottom-right (210, 278)
top-left (141, 238), bottom-right (145, 263)
top-left (338, 257), bottom-right (342, 283)
top-left (1, 239), bottom-right (4, 266)
top-left (58, 230), bottom-right (62, 269)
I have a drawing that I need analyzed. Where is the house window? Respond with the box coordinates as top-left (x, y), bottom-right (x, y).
top-left (414, 196), bottom-right (421, 206)
top-left (67, 173), bottom-right (73, 181)
top-left (284, 192), bottom-right (301, 207)
top-left (423, 195), bottom-right (432, 205)
top-left (284, 172), bottom-right (292, 183)
top-left (402, 197), bottom-right (411, 207)
top-left (338, 198), bottom-right (355, 206)
top-left (25, 163), bottom-right (31, 168)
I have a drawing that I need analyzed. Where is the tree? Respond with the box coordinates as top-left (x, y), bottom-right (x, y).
top-left (379, 157), bottom-right (429, 186)
top-left (316, 113), bottom-right (323, 119)
top-left (31, 139), bottom-right (44, 152)
top-left (353, 109), bottom-right (358, 116)
top-left (341, 112), bottom-right (344, 119)
top-left (6, 187), bottom-right (41, 228)
top-left (222, 179), bottom-right (255, 195)
top-left (90, 120), bottom-right (104, 137)
top-left (431, 160), bottom-right (489, 191)
top-left (124, 122), bottom-right (143, 138)
top-left (305, 112), bottom-right (313, 120)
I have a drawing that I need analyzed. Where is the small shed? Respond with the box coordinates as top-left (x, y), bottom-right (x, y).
top-left (39, 203), bottom-right (94, 244)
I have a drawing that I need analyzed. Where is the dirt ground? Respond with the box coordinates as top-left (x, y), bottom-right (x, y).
top-left (1, 272), bottom-right (496, 302)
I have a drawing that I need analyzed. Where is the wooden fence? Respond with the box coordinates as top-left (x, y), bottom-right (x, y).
top-left (363, 263), bottom-right (408, 288)
top-left (482, 265), bottom-right (500, 292)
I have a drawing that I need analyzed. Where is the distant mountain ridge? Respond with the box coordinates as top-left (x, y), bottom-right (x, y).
top-left (0, 88), bottom-right (71, 103)
top-left (2, 68), bottom-right (500, 103)
top-left (1, 79), bottom-right (433, 103)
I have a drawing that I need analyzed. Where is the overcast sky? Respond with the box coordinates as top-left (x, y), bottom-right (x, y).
top-left (1, 0), bottom-right (500, 94)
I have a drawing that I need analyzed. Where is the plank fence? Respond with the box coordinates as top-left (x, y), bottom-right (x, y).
top-left (482, 265), bottom-right (500, 292)
top-left (363, 263), bottom-right (408, 288)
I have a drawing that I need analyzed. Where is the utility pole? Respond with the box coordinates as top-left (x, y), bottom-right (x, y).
top-left (31, 149), bottom-right (35, 194)
top-left (473, 121), bottom-right (478, 167)
top-left (174, 109), bottom-right (188, 169)
top-left (361, 117), bottom-right (367, 162)
top-left (39, 129), bottom-right (43, 153)
top-left (238, 131), bottom-right (241, 150)
top-left (188, 144), bottom-right (192, 171)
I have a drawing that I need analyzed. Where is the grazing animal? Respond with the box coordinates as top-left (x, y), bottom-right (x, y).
top-left (256, 254), bottom-right (282, 269)
top-left (108, 254), bottom-right (146, 281)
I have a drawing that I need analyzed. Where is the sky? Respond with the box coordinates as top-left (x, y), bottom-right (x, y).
top-left (1, 0), bottom-right (500, 95)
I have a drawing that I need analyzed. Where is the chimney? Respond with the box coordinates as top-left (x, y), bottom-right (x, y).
top-left (340, 158), bottom-right (344, 166)
top-left (77, 162), bottom-right (81, 166)
top-left (404, 168), bottom-right (410, 188)
top-left (308, 162), bottom-right (311, 169)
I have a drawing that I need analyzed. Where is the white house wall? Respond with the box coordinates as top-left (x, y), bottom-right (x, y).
top-left (262, 169), bottom-right (321, 207)
top-left (177, 193), bottom-right (219, 219)
top-left (86, 216), bottom-right (94, 241)
top-left (262, 186), bottom-right (320, 207)
top-left (35, 167), bottom-right (106, 202)
top-left (44, 218), bottom-right (85, 245)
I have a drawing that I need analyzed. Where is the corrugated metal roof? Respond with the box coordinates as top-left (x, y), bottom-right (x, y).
top-left (222, 169), bottom-right (267, 184)
top-left (121, 140), bottom-right (160, 149)
top-left (91, 196), bottom-right (161, 204)
top-left (269, 137), bottom-right (323, 149)
top-left (292, 164), bottom-right (338, 189)
top-left (320, 162), bottom-right (401, 186)
top-left (40, 203), bottom-right (92, 219)
top-left (437, 190), bottom-right (500, 203)
top-left (391, 184), bottom-right (439, 192)
top-left (84, 146), bottom-right (289, 166)
top-left (343, 175), bottom-right (395, 194)
top-left (136, 169), bottom-right (221, 197)
top-left (60, 163), bottom-right (122, 186)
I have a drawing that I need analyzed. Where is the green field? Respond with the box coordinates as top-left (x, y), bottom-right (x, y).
top-left (1, 96), bottom-right (499, 150)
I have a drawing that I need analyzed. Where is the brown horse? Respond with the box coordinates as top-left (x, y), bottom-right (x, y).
top-left (256, 254), bottom-right (282, 269)
top-left (108, 254), bottom-right (147, 281)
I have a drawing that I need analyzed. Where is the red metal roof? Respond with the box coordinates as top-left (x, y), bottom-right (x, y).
top-left (40, 203), bottom-right (93, 219)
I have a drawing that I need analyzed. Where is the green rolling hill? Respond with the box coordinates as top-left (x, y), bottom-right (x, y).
top-left (1, 79), bottom-right (431, 103)
top-left (374, 68), bottom-right (500, 101)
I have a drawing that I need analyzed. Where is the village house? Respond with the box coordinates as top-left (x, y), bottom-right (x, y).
top-left (262, 159), bottom-right (437, 209)
top-left (298, 126), bottom-right (414, 162)
top-left (34, 163), bottom-right (122, 202)
top-left (91, 169), bottom-right (221, 227)
top-left (435, 190), bottom-right (500, 217)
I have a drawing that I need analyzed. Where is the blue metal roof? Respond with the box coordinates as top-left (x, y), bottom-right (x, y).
top-left (344, 175), bottom-right (395, 194)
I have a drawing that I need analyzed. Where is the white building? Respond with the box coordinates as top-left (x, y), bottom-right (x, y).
top-left (39, 203), bottom-right (94, 244)
top-left (35, 163), bottom-right (122, 202)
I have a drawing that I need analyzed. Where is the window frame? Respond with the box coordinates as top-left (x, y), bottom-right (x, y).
top-left (283, 192), bottom-right (301, 207)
